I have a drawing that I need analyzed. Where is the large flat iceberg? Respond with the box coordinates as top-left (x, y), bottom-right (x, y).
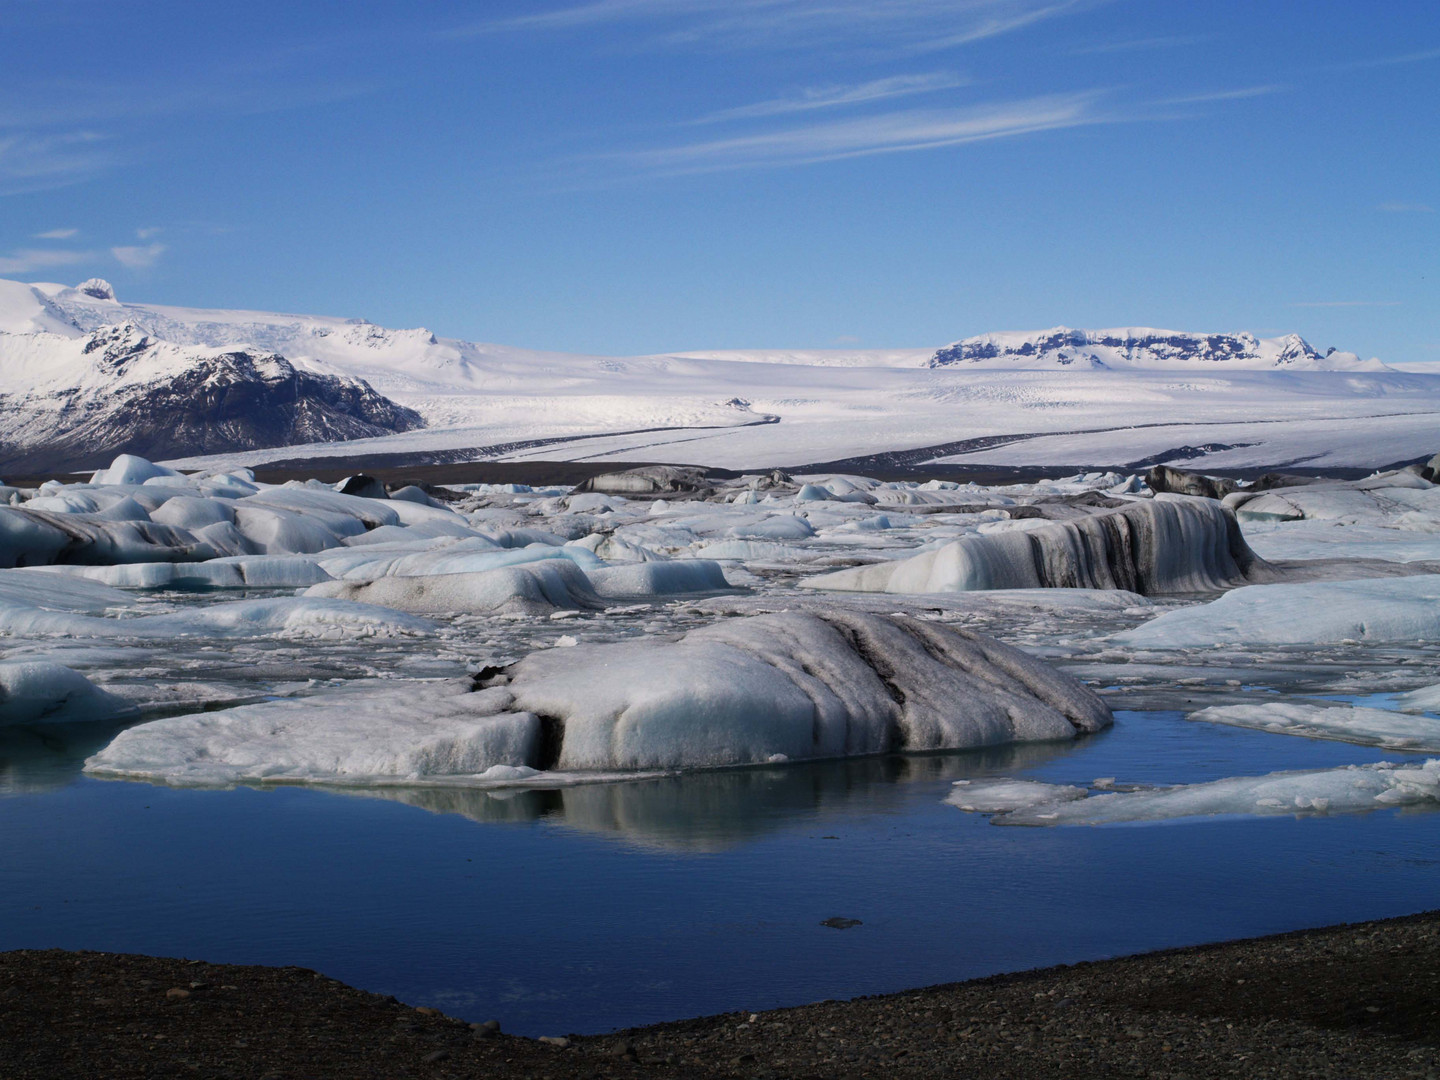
top-left (1191, 702), bottom-right (1440, 752)
top-left (83, 610), bottom-right (1110, 785)
top-left (86, 680), bottom-right (539, 786)
top-left (1112, 575), bottom-right (1440, 648)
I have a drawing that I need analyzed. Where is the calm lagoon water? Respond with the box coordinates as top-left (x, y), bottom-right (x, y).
top-left (2, 710), bottom-right (1437, 1035)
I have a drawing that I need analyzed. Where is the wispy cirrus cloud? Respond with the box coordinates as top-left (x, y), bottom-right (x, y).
top-left (0, 130), bottom-right (115, 195)
top-left (1334, 46), bottom-right (1440, 71)
top-left (452, 0), bottom-right (1096, 54)
top-left (110, 242), bottom-right (166, 269)
top-left (692, 73), bottom-right (967, 124)
top-left (1158, 85), bottom-right (1286, 106)
top-left (1290, 300), bottom-right (1401, 308)
top-left (1069, 34), bottom-right (1211, 55)
top-left (34, 227), bottom-right (79, 240)
top-left (1377, 201), bottom-right (1435, 213)
top-left (609, 91), bottom-right (1106, 175)
top-left (0, 247), bottom-right (96, 275)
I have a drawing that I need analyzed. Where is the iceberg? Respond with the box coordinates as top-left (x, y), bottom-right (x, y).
top-left (1190, 702), bottom-right (1440, 752)
top-left (0, 661), bottom-right (135, 725)
top-left (950, 760), bottom-right (1440, 825)
top-left (82, 610), bottom-right (1109, 785)
top-left (86, 680), bottom-right (539, 786)
top-left (801, 495), bottom-right (1265, 596)
top-left (307, 560), bottom-right (603, 617)
top-left (0, 593), bottom-right (433, 640)
top-left (1112, 575), bottom-right (1440, 647)
top-left (28, 555), bottom-right (333, 589)
top-left (502, 610), bottom-right (1111, 771)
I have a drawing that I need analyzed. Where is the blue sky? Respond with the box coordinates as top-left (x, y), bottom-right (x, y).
top-left (1, 0), bottom-right (1436, 359)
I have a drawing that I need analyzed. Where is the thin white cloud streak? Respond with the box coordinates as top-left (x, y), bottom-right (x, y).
top-left (111, 243), bottom-right (165, 269)
top-left (1158, 85), bottom-right (1286, 106)
top-left (0, 130), bottom-right (114, 194)
top-left (1070, 34), bottom-right (1211, 55)
top-left (1290, 301), bottom-right (1401, 308)
top-left (0, 248), bottom-right (95, 275)
top-left (1335, 46), bottom-right (1440, 71)
top-left (693, 73), bottom-right (968, 124)
top-left (454, 0), bottom-right (1095, 53)
top-left (34, 228), bottom-right (79, 240)
top-left (610, 92), bottom-right (1106, 174)
top-left (135, 226), bottom-right (163, 240)
top-left (1377, 202), bottom-right (1435, 213)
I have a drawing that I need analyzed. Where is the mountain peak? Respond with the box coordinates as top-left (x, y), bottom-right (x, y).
top-left (76, 278), bottom-right (117, 302)
top-left (928, 327), bottom-right (1378, 371)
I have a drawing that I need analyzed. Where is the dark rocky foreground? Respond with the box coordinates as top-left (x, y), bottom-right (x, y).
top-left (4, 912), bottom-right (1438, 1079)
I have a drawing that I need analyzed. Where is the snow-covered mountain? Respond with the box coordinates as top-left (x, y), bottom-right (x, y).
top-left (0, 281), bottom-right (423, 473)
top-left (1, 276), bottom-right (1435, 475)
top-left (929, 327), bottom-right (1386, 371)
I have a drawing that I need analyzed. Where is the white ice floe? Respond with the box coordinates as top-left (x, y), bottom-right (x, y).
top-left (946, 778), bottom-right (1087, 812)
top-left (1112, 575), bottom-right (1440, 647)
top-left (89, 454), bottom-right (184, 487)
top-left (85, 680), bottom-right (539, 786)
top-left (0, 593), bottom-right (432, 640)
top-left (0, 661), bottom-right (134, 725)
top-left (801, 495), bottom-right (1262, 596)
top-left (307, 560), bottom-right (602, 617)
top-left (82, 610), bottom-right (1110, 784)
top-left (0, 568), bottom-right (138, 614)
top-left (28, 555), bottom-right (334, 589)
top-left (585, 560), bottom-right (731, 598)
top-left (1191, 702), bottom-right (1440, 752)
top-left (951, 761), bottom-right (1440, 825)
top-left (1396, 684), bottom-right (1440, 714)
top-left (1225, 471), bottom-right (1439, 524)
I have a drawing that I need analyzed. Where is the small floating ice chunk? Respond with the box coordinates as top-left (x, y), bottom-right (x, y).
top-left (728, 515), bottom-right (816, 541)
top-left (946, 778), bottom-right (1087, 812)
top-left (89, 455), bottom-right (184, 487)
top-left (586, 560), bottom-right (731, 598)
top-left (1191, 702), bottom-right (1440, 752)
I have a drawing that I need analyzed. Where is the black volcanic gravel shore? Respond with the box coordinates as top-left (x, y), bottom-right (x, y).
top-left (4, 911), bottom-right (1439, 1079)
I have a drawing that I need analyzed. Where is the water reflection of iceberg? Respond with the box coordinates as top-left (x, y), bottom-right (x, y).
top-left (349, 742), bottom-right (1087, 852)
top-left (0, 721), bottom-right (137, 795)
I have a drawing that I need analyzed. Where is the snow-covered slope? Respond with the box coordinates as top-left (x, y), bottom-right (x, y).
top-left (929, 327), bottom-right (1386, 371)
top-left (0, 281), bottom-right (423, 472)
top-left (2, 277), bottom-right (1437, 474)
